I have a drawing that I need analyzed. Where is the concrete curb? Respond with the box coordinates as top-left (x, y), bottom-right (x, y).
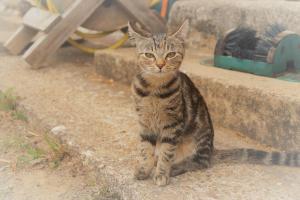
top-left (95, 48), bottom-right (300, 151)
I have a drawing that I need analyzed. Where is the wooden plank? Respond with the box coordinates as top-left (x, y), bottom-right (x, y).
top-left (118, 0), bottom-right (166, 33)
top-left (39, 0), bottom-right (73, 12)
top-left (4, 25), bottom-right (37, 55)
top-left (23, 7), bottom-right (61, 33)
top-left (23, 0), bottom-right (105, 67)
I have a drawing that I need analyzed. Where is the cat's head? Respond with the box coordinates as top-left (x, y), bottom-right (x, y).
top-left (128, 21), bottom-right (189, 75)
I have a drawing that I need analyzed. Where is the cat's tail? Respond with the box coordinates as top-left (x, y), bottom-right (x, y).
top-left (213, 148), bottom-right (300, 167)
top-left (170, 148), bottom-right (300, 177)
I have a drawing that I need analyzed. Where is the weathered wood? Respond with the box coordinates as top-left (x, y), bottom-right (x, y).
top-left (23, 0), bottom-right (105, 67)
top-left (6, 0), bottom-right (165, 67)
top-left (118, 0), bottom-right (166, 33)
top-left (4, 25), bottom-right (37, 55)
top-left (23, 7), bottom-right (61, 33)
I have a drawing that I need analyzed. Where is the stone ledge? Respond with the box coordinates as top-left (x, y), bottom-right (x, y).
top-left (95, 48), bottom-right (300, 151)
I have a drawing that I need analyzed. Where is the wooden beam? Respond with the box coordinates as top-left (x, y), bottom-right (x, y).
top-left (23, 7), bottom-right (61, 33)
top-left (23, 0), bottom-right (105, 67)
top-left (4, 25), bottom-right (37, 55)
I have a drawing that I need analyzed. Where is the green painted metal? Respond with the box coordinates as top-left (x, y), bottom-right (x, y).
top-left (272, 34), bottom-right (300, 72)
top-left (214, 56), bottom-right (275, 76)
top-left (214, 33), bottom-right (300, 78)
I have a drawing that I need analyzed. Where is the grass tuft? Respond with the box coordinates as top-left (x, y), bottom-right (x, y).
top-left (26, 145), bottom-right (45, 160)
top-left (44, 134), bottom-right (67, 168)
top-left (0, 88), bottom-right (17, 111)
top-left (0, 88), bottom-right (28, 122)
top-left (12, 110), bottom-right (28, 122)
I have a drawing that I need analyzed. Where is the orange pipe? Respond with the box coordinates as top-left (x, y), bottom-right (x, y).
top-left (160, 0), bottom-right (168, 18)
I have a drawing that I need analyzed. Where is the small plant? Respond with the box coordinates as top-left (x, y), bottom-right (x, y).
top-left (17, 155), bottom-right (32, 167)
top-left (16, 143), bottom-right (46, 168)
top-left (26, 145), bottom-right (45, 160)
top-left (0, 88), bottom-right (28, 122)
top-left (0, 88), bottom-right (17, 111)
top-left (14, 134), bottom-right (67, 168)
top-left (12, 110), bottom-right (28, 121)
top-left (44, 134), bottom-right (67, 168)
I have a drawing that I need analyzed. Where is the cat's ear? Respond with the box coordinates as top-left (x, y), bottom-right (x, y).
top-left (128, 21), bottom-right (151, 42)
top-left (169, 20), bottom-right (190, 40)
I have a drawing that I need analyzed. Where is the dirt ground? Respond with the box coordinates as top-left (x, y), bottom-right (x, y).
top-left (0, 111), bottom-right (120, 200)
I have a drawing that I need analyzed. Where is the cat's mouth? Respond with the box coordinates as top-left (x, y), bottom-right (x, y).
top-left (154, 68), bottom-right (173, 74)
top-left (156, 67), bottom-right (168, 73)
top-left (150, 66), bottom-right (174, 74)
top-left (157, 69), bottom-right (167, 74)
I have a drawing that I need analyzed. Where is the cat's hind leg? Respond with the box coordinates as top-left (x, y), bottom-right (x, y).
top-left (170, 133), bottom-right (213, 177)
top-left (170, 157), bottom-right (209, 177)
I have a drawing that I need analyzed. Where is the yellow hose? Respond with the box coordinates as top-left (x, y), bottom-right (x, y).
top-left (35, 0), bottom-right (129, 54)
top-left (107, 34), bottom-right (129, 49)
top-left (46, 0), bottom-right (58, 13)
top-left (67, 34), bottom-right (129, 54)
top-left (150, 0), bottom-right (160, 7)
top-left (74, 30), bottom-right (114, 39)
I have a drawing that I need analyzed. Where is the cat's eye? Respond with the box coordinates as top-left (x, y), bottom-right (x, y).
top-left (166, 52), bottom-right (176, 58)
top-left (145, 53), bottom-right (155, 59)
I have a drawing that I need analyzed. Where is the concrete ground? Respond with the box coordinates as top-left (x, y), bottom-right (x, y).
top-left (1, 6), bottom-right (300, 200)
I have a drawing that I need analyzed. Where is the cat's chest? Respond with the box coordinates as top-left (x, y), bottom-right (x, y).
top-left (135, 96), bottom-right (170, 131)
top-left (137, 95), bottom-right (166, 115)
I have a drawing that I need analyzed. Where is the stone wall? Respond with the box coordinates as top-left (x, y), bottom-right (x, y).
top-left (169, 0), bottom-right (300, 36)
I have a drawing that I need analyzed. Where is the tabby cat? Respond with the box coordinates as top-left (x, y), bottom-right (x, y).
top-left (128, 21), bottom-right (300, 186)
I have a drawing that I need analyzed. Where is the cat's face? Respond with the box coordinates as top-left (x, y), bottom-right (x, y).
top-left (128, 21), bottom-right (189, 75)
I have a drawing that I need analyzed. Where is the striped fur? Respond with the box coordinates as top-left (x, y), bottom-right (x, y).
top-left (129, 21), bottom-right (300, 186)
top-left (213, 149), bottom-right (300, 167)
top-left (132, 69), bottom-right (214, 186)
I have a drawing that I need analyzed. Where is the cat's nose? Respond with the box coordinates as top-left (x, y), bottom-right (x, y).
top-left (156, 60), bottom-right (166, 69)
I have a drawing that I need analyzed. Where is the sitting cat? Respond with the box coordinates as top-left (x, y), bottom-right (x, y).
top-left (128, 21), bottom-right (299, 186)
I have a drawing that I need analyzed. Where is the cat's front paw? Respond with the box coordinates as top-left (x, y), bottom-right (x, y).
top-left (153, 174), bottom-right (170, 186)
top-left (134, 166), bottom-right (151, 180)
